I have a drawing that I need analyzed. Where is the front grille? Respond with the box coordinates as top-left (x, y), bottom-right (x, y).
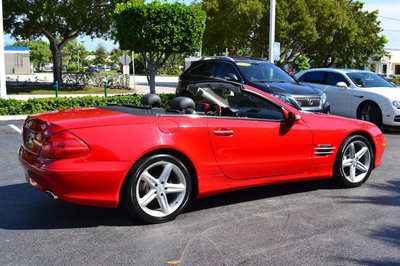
top-left (394, 116), bottom-right (400, 122)
top-left (293, 96), bottom-right (321, 107)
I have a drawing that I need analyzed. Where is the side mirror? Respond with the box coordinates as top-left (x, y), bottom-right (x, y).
top-left (283, 108), bottom-right (300, 123)
top-left (336, 82), bottom-right (348, 89)
top-left (225, 73), bottom-right (239, 82)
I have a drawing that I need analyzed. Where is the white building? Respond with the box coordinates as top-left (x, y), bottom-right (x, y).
top-left (85, 54), bottom-right (96, 61)
top-left (4, 46), bottom-right (31, 74)
top-left (375, 48), bottom-right (400, 76)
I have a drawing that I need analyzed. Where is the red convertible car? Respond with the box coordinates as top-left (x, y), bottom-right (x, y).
top-left (18, 81), bottom-right (386, 223)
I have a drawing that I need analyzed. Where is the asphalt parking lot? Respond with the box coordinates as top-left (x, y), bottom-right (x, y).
top-left (1, 119), bottom-right (399, 265)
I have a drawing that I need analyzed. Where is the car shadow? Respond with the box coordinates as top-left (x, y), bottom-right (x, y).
top-left (186, 178), bottom-right (337, 213)
top-left (380, 126), bottom-right (400, 134)
top-left (0, 183), bottom-right (140, 230)
top-left (0, 179), bottom-right (338, 230)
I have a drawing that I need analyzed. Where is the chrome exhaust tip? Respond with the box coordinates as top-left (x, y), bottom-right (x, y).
top-left (45, 190), bottom-right (58, 200)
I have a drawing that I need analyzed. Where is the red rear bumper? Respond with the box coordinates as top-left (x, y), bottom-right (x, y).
top-left (18, 146), bottom-right (132, 208)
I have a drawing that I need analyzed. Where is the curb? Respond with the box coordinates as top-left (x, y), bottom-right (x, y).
top-left (0, 115), bottom-right (28, 121)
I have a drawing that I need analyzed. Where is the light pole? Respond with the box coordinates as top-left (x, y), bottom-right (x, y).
top-left (77, 40), bottom-right (85, 72)
top-left (77, 49), bottom-right (79, 72)
top-left (268, 0), bottom-right (276, 63)
top-left (0, 0), bottom-right (7, 98)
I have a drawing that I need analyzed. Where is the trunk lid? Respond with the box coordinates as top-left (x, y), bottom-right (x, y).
top-left (22, 107), bottom-right (156, 155)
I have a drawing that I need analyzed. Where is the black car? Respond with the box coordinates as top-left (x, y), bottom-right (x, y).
top-left (176, 56), bottom-right (330, 113)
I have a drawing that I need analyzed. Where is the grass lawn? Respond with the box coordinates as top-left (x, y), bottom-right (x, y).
top-left (7, 86), bottom-right (132, 95)
top-left (99, 70), bottom-right (119, 74)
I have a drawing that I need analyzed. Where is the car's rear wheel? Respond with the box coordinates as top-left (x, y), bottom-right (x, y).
top-left (333, 135), bottom-right (374, 187)
top-left (122, 154), bottom-right (192, 223)
top-left (359, 102), bottom-right (382, 126)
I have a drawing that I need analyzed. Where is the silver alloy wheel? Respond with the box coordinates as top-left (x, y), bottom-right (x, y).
top-left (136, 161), bottom-right (187, 218)
top-left (341, 140), bottom-right (371, 183)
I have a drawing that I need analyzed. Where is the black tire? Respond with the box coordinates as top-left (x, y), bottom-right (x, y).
top-left (359, 102), bottom-right (382, 126)
top-left (122, 154), bottom-right (192, 223)
top-left (333, 135), bottom-right (374, 188)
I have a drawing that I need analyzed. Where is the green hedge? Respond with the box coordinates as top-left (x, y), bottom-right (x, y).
top-left (388, 77), bottom-right (400, 85)
top-left (0, 94), bottom-right (176, 116)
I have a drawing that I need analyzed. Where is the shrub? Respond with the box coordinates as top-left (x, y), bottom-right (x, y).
top-left (62, 73), bottom-right (130, 89)
top-left (293, 55), bottom-right (311, 73)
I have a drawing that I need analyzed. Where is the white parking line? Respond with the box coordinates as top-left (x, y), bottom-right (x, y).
top-left (8, 124), bottom-right (22, 134)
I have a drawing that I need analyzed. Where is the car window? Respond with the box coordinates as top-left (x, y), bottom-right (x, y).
top-left (346, 72), bottom-right (396, 88)
top-left (299, 71), bottom-right (326, 84)
top-left (236, 62), bottom-right (295, 83)
top-left (215, 62), bottom-right (240, 80)
top-left (325, 72), bottom-right (349, 86)
top-left (190, 62), bottom-right (218, 77)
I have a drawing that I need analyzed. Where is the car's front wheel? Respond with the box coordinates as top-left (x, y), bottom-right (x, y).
top-left (359, 102), bottom-right (382, 126)
top-left (122, 154), bottom-right (192, 223)
top-left (333, 135), bottom-right (374, 188)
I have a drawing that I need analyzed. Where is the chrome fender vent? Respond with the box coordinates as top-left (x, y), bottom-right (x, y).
top-left (315, 144), bottom-right (336, 156)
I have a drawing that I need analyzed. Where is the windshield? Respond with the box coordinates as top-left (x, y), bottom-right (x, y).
top-left (346, 72), bottom-right (395, 88)
top-left (236, 62), bottom-right (295, 83)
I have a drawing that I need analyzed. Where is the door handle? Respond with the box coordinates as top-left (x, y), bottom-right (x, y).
top-left (214, 130), bottom-right (234, 136)
top-left (354, 95), bottom-right (364, 98)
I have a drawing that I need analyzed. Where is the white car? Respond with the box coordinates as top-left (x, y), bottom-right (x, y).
top-left (295, 69), bottom-right (400, 126)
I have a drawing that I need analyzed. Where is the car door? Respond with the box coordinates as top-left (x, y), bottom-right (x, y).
top-left (202, 85), bottom-right (313, 180)
top-left (323, 72), bottom-right (353, 117)
top-left (208, 118), bottom-right (313, 180)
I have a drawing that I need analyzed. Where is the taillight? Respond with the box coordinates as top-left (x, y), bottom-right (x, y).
top-left (40, 131), bottom-right (90, 159)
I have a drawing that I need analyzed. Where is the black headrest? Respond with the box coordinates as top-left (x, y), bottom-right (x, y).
top-left (141, 94), bottom-right (162, 108)
top-left (170, 97), bottom-right (195, 111)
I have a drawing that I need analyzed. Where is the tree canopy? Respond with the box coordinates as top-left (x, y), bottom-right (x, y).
top-left (61, 39), bottom-right (88, 72)
top-left (94, 44), bottom-right (108, 66)
top-left (201, 0), bottom-right (387, 69)
top-left (4, 0), bottom-right (126, 86)
top-left (201, 0), bottom-right (263, 55)
top-left (12, 40), bottom-right (52, 68)
top-left (112, 1), bottom-right (206, 93)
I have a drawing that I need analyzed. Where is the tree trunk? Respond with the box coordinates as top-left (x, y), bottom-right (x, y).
top-left (143, 52), bottom-right (171, 94)
top-left (52, 47), bottom-right (63, 86)
top-left (48, 37), bottom-right (63, 87)
top-left (42, 29), bottom-right (79, 87)
top-left (149, 70), bottom-right (157, 94)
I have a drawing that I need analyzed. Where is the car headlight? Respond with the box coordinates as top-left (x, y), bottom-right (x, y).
top-left (393, 100), bottom-right (400, 109)
top-left (271, 94), bottom-right (291, 105)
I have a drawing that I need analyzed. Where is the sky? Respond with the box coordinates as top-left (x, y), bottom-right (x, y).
top-left (4, 0), bottom-right (400, 52)
top-left (362, 0), bottom-right (400, 49)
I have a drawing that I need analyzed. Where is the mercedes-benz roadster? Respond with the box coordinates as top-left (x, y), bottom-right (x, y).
top-left (18, 81), bottom-right (386, 223)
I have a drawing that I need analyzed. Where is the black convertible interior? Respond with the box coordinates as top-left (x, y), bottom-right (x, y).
top-left (104, 83), bottom-right (285, 121)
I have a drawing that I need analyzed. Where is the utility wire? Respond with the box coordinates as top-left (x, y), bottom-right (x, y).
top-left (378, 15), bottom-right (400, 22)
